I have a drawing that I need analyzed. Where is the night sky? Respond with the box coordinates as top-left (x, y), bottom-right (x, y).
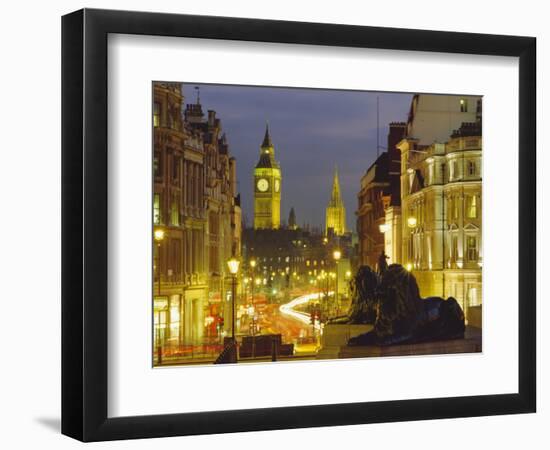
top-left (181, 82), bottom-right (413, 231)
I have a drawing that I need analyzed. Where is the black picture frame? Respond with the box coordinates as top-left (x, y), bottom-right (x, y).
top-left (62, 8), bottom-right (536, 442)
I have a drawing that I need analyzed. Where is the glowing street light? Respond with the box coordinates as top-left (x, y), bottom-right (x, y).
top-left (154, 228), bottom-right (165, 242)
top-left (249, 258), bottom-right (257, 305)
top-left (154, 227), bottom-right (165, 297)
top-left (227, 257), bottom-right (240, 275)
top-left (332, 250), bottom-right (342, 317)
top-left (153, 226), bottom-right (166, 364)
top-left (227, 257), bottom-right (240, 343)
top-left (407, 217), bottom-right (417, 228)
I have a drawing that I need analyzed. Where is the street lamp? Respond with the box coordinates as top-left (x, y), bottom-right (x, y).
top-left (248, 258), bottom-right (257, 307)
top-left (345, 270), bottom-right (352, 302)
top-left (154, 227), bottom-right (165, 296)
top-left (153, 227), bottom-right (165, 364)
top-left (333, 249), bottom-right (341, 316)
top-left (227, 257), bottom-right (240, 342)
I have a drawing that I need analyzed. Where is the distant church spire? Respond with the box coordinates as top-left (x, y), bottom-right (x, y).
top-left (288, 207), bottom-right (297, 230)
top-left (194, 86), bottom-right (201, 104)
top-left (329, 166), bottom-right (343, 206)
top-left (325, 166), bottom-right (346, 236)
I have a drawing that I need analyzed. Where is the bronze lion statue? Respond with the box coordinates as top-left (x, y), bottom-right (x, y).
top-left (343, 264), bottom-right (465, 346)
top-left (329, 265), bottom-right (378, 325)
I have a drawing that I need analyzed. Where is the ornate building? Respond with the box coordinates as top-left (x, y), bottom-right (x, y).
top-left (153, 82), bottom-right (207, 352)
top-left (253, 125), bottom-right (281, 230)
top-left (153, 82), bottom-right (240, 357)
top-left (185, 103), bottom-right (241, 337)
top-left (325, 168), bottom-right (346, 236)
top-left (397, 95), bottom-right (482, 321)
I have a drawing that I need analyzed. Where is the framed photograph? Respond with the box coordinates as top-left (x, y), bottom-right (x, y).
top-left (62, 8), bottom-right (536, 442)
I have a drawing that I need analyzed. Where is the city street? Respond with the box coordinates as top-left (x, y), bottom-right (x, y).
top-left (157, 290), bottom-right (325, 366)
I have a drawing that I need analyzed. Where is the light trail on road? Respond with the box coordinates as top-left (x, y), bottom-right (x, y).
top-left (279, 292), bottom-right (334, 331)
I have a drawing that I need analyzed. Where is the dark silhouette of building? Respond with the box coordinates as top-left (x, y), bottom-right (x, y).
top-left (357, 122), bottom-right (406, 269)
top-left (288, 207), bottom-right (297, 230)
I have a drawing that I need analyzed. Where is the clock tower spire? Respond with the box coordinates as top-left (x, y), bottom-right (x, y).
top-left (253, 123), bottom-right (281, 230)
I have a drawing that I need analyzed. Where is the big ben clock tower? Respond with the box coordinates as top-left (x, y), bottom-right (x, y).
top-left (254, 124), bottom-right (281, 229)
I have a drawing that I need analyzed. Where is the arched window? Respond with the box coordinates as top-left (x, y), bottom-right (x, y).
top-left (467, 195), bottom-right (478, 219)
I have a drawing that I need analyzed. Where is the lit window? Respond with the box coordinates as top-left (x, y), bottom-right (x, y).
top-left (171, 197), bottom-right (179, 226)
top-left (467, 195), bottom-right (478, 219)
top-left (468, 286), bottom-right (481, 307)
top-left (169, 296), bottom-right (181, 343)
top-left (467, 236), bottom-right (478, 261)
top-left (460, 98), bottom-right (468, 113)
top-left (154, 310), bottom-right (167, 344)
top-left (153, 102), bottom-right (160, 127)
top-left (154, 194), bottom-right (161, 224)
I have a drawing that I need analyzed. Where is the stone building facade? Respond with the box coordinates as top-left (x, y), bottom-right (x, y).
top-left (153, 82), bottom-right (240, 354)
top-left (397, 95), bottom-right (482, 319)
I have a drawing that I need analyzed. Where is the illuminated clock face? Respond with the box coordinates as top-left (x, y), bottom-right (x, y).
top-left (274, 179), bottom-right (280, 192)
top-left (257, 178), bottom-right (269, 192)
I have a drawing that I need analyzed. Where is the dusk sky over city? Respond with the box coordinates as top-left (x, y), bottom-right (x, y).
top-left (181, 82), bottom-right (413, 230)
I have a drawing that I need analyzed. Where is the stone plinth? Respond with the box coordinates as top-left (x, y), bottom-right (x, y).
top-left (316, 324), bottom-right (374, 359)
top-left (339, 327), bottom-right (482, 359)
